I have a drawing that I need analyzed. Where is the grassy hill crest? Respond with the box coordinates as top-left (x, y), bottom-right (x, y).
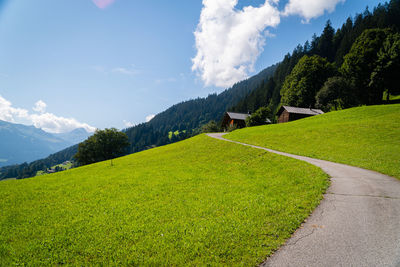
top-left (226, 104), bottom-right (400, 179)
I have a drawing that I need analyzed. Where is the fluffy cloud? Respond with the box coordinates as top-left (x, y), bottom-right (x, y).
top-left (92, 0), bottom-right (116, 9)
top-left (0, 95), bottom-right (29, 122)
top-left (32, 100), bottom-right (47, 114)
top-left (283, 0), bottom-right (345, 23)
top-left (145, 114), bottom-right (155, 122)
top-left (0, 95), bottom-right (95, 133)
top-left (192, 0), bottom-right (280, 88)
top-left (30, 113), bottom-right (96, 134)
top-left (192, 0), bottom-right (346, 87)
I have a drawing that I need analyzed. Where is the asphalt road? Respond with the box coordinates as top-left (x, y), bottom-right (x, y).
top-left (207, 133), bottom-right (400, 267)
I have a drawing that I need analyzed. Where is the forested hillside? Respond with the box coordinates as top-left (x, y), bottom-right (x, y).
top-left (232, 0), bottom-right (400, 115)
top-left (0, 145), bottom-right (78, 179)
top-left (123, 64), bottom-right (277, 153)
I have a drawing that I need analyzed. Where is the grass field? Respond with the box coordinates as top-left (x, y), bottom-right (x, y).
top-left (226, 104), bottom-right (400, 179)
top-left (36, 162), bottom-right (73, 176)
top-left (0, 135), bottom-right (328, 265)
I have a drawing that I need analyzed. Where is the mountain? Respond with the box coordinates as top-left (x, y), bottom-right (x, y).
top-left (124, 64), bottom-right (278, 153)
top-left (0, 121), bottom-right (91, 168)
top-left (0, 143), bottom-right (79, 179)
top-left (54, 128), bottom-right (91, 145)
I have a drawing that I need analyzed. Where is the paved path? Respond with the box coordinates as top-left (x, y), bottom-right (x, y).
top-left (207, 133), bottom-right (400, 267)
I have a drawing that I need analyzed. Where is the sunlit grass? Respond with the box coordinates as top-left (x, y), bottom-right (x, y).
top-left (0, 134), bottom-right (327, 265)
top-left (226, 104), bottom-right (400, 179)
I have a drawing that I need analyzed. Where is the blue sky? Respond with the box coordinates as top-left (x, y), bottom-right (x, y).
top-left (0, 0), bottom-right (385, 133)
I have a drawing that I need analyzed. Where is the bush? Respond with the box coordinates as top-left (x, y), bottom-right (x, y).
top-left (316, 76), bottom-right (357, 111)
top-left (246, 107), bottom-right (272, 127)
top-left (201, 120), bottom-right (221, 133)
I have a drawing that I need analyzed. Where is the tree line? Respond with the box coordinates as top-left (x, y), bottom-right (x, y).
top-left (231, 0), bottom-right (400, 116)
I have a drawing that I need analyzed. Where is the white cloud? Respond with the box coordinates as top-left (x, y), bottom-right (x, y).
top-left (283, 0), bottom-right (345, 23)
top-left (192, 0), bottom-right (280, 88)
top-left (123, 120), bottom-right (135, 128)
top-left (32, 100), bottom-right (47, 114)
top-left (0, 95), bottom-right (96, 133)
top-left (0, 95), bottom-right (29, 122)
top-left (145, 114), bottom-right (155, 122)
top-left (30, 113), bottom-right (96, 134)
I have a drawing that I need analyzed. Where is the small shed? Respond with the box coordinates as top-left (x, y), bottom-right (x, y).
top-left (221, 112), bottom-right (250, 129)
top-left (277, 106), bottom-right (324, 123)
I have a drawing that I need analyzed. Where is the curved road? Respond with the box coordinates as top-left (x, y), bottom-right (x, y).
top-left (207, 133), bottom-right (400, 267)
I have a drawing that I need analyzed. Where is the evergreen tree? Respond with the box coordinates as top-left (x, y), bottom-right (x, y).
top-left (318, 20), bottom-right (336, 61)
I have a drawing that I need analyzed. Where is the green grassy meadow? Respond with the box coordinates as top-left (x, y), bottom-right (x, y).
top-left (36, 162), bottom-right (73, 176)
top-left (226, 104), bottom-right (400, 179)
top-left (0, 135), bottom-right (328, 265)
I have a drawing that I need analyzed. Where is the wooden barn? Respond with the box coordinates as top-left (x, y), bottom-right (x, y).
top-left (221, 112), bottom-right (250, 129)
top-left (277, 106), bottom-right (324, 123)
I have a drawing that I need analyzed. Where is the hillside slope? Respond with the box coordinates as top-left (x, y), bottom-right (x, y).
top-left (0, 135), bottom-right (327, 265)
top-left (226, 104), bottom-right (400, 179)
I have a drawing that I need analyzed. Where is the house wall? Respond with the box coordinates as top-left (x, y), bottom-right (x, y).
top-left (224, 119), bottom-right (246, 129)
top-left (278, 110), bottom-right (290, 123)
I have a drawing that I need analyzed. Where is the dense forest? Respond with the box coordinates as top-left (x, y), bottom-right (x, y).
top-left (232, 0), bottom-right (400, 115)
top-left (2, 0), bottom-right (399, 180)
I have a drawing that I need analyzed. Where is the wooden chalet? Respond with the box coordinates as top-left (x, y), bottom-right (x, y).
top-left (221, 112), bottom-right (250, 129)
top-left (277, 106), bottom-right (324, 123)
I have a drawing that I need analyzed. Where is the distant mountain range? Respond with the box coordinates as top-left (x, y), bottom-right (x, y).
top-left (53, 128), bottom-right (91, 145)
top-left (0, 120), bottom-right (90, 167)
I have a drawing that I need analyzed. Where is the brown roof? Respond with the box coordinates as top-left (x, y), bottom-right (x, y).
top-left (278, 106), bottom-right (324, 116)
